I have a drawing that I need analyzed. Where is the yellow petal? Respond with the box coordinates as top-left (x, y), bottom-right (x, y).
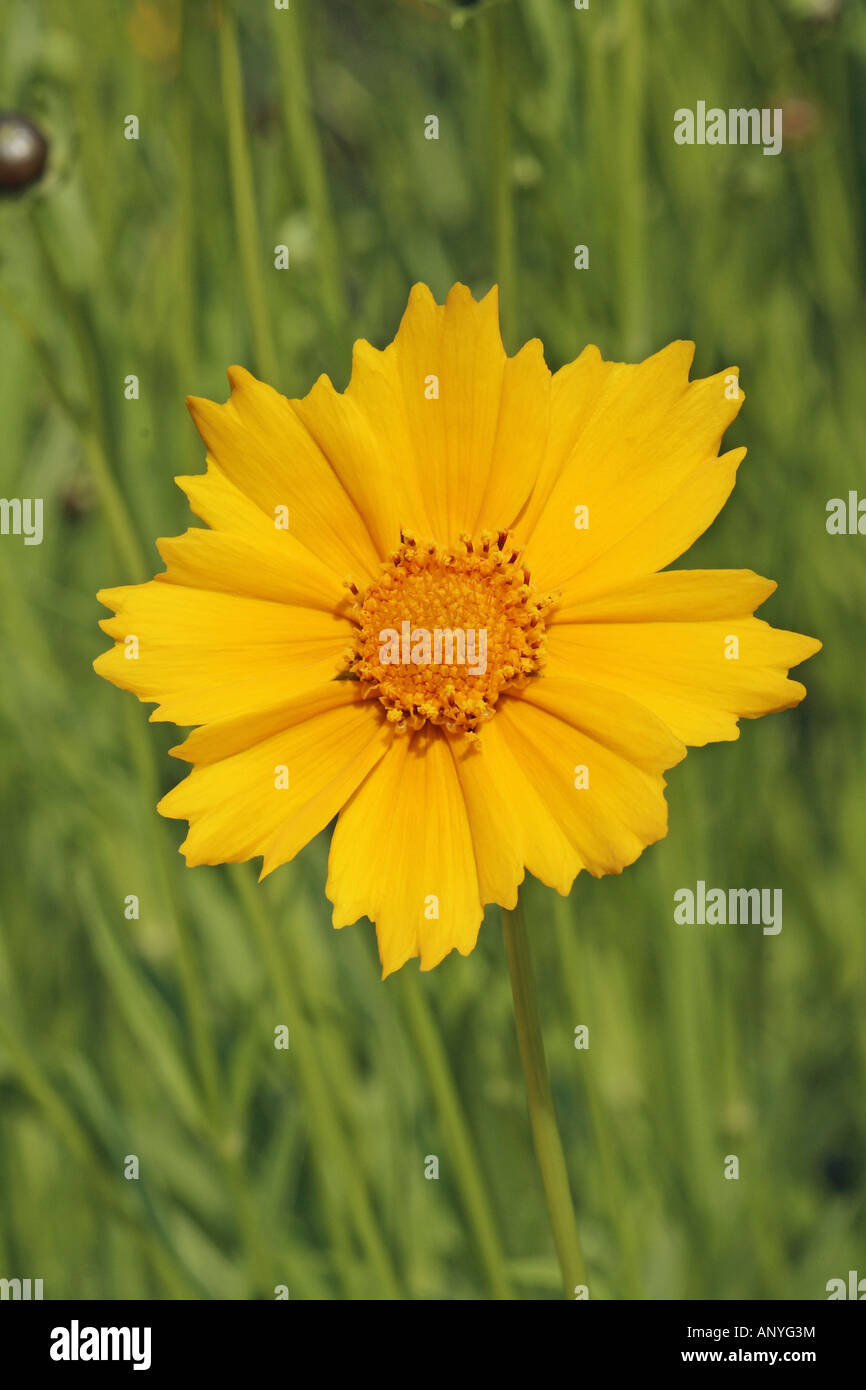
top-left (545, 615), bottom-right (821, 746)
top-left (170, 682), bottom-right (365, 765)
top-left (291, 344), bottom-right (435, 556)
top-left (156, 525), bottom-right (346, 612)
top-left (477, 337), bottom-right (551, 530)
top-left (336, 283), bottom-right (548, 543)
top-left (176, 458), bottom-right (278, 536)
top-left (495, 694), bottom-right (676, 877)
top-left (516, 344), bottom-right (615, 538)
top-left (187, 367), bottom-right (381, 584)
top-left (552, 567), bottom-right (778, 624)
top-left (387, 283), bottom-right (505, 539)
top-left (520, 341), bottom-right (746, 596)
top-left (450, 717), bottom-right (578, 902)
top-left (515, 676), bottom-right (687, 771)
top-left (94, 581), bottom-right (352, 725)
top-left (159, 686), bottom-right (389, 868)
top-left (327, 727), bottom-right (483, 977)
top-left (448, 732), bottom-right (523, 910)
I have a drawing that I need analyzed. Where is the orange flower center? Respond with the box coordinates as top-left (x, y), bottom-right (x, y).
top-left (346, 532), bottom-right (554, 734)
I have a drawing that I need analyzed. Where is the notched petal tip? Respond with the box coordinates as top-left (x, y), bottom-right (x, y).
top-left (186, 366), bottom-right (261, 422)
top-left (509, 335), bottom-right (551, 376)
top-left (444, 280), bottom-right (482, 307)
top-left (574, 342), bottom-right (603, 365)
top-left (95, 585), bottom-right (126, 612)
top-left (406, 281), bottom-right (437, 311)
top-left (379, 954), bottom-right (408, 982)
top-left (226, 363), bottom-right (258, 392)
top-left (653, 338), bottom-right (696, 379)
top-left (720, 569), bottom-right (778, 610)
top-left (349, 336), bottom-right (381, 371)
top-left (672, 337), bottom-right (697, 358)
top-left (185, 393), bottom-right (222, 435)
top-left (167, 734), bottom-right (193, 762)
top-left (301, 371), bottom-right (337, 406)
top-left (793, 634), bottom-right (823, 662)
top-left (155, 787), bottom-right (181, 819)
top-left (477, 282), bottom-right (500, 311)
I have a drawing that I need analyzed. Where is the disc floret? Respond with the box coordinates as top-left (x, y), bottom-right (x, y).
top-left (346, 531), bottom-right (555, 734)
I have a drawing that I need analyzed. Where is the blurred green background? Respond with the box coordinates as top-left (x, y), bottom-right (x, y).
top-left (0, 0), bottom-right (863, 1300)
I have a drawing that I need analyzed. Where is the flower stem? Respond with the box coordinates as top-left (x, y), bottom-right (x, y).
top-left (617, 0), bottom-right (647, 360)
top-left (480, 6), bottom-right (517, 347)
top-left (272, 0), bottom-right (347, 336)
top-left (551, 893), bottom-right (643, 1298)
top-left (232, 865), bottom-right (402, 1300)
top-left (398, 972), bottom-right (513, 1300)
top-left (27, 209), bottom-right (148, 584)
top-left (503, 898), bottom-right (587, 1298)
top-left (217, 1), bottom-right (279, 384)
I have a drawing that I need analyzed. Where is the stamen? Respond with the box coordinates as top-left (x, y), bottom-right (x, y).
top-left (346, 532), bottom-right (555, 734)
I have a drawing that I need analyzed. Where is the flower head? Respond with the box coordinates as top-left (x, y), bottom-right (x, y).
top-left (95, 284), bottom-right (820, 976)
top-left (0, 113), bottom-right (48, 196)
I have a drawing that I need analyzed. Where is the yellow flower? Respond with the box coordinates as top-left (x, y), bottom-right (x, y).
top-left (95, 284), bottom-right (820, 977)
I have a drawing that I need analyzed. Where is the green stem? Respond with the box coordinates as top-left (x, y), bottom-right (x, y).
top-left (27, 198), bottom-right (229, 1164)
top-left (22, 105), bottom-right (260, 1292)
top-left (552, 894), bottom-right (643, 1298)
top-left (120, 703), bottom-right (224, 1129)
top-left (480, 7), bottom-right (517, 347)
top-left (26, 212), bottom-right (148, 583)
top-left (617, 0), bottom-right (647, 360)
top-left (0, 1013), bottom-right (201, 1298)
top-left (217, 1), bottom-right (279, 383)
top-left (0, 269), bottom-right (142, 581)
top-left (232, 865), bottom-right (402, 1300)
top-left (272, 0), bottom-right (347, 334)
top-left (120, 712), bottom-right (274, 1296)
top-left (0, 281), bottom-right (82, 426)
top-left (31, 209), bottom-right (225, 1133)
top-left (175, 0), bottom-right (200, 465)
top-left (398, 972), bottom-right (513, 1300)
top-left (503, 898), bottom-right (587, 1298)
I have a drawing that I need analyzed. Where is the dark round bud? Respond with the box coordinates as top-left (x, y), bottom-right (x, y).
top-left (823, 1151), bottom-right (854, 1194)
top-left (0, 113), bottom-right (49, 195)
top-left (61, 479), bottom-right (94, 522)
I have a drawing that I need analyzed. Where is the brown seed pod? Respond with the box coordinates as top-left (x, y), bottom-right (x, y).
top-left (0, 113), bottom-right (49, 195)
